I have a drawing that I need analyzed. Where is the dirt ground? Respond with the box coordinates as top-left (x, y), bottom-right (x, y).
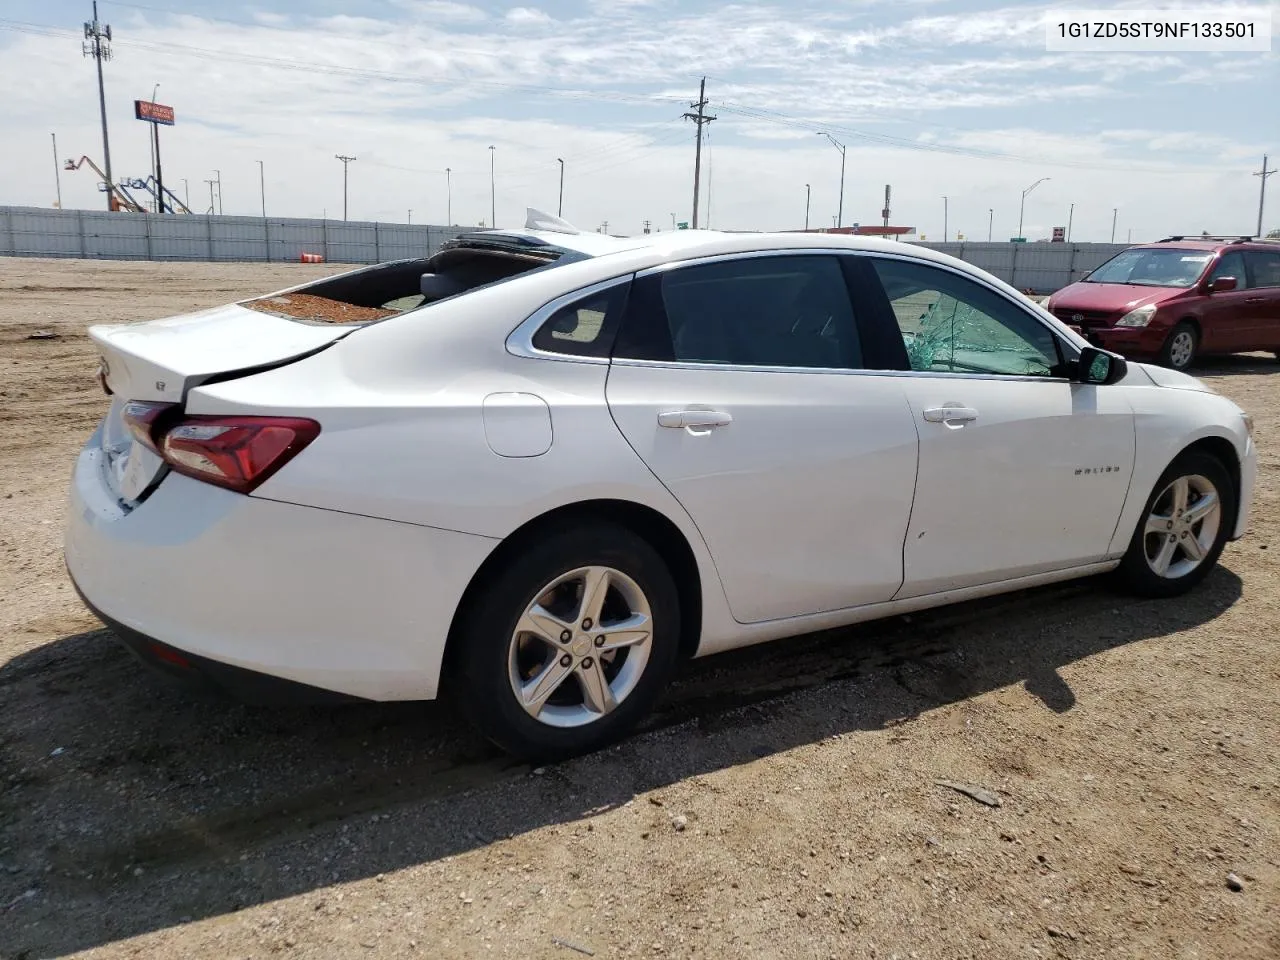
top-left (1, 257), bottom-right (1277, 960)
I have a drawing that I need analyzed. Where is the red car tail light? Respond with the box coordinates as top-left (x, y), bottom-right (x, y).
top-left (122, 400), bottom-right (179, 453)
top-left (158, 416), bottom-right (320, 494)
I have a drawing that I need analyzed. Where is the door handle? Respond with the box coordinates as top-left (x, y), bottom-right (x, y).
top-left (1245, 297), bottom-right (1266, 303)
top-left (657, 409), bottom-right (733, 429)
top-left (922, 403), bottom-right (979, 427)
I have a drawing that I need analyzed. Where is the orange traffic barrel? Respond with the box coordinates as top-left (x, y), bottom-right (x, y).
top-left (300, 252), bottom-right (325, 263)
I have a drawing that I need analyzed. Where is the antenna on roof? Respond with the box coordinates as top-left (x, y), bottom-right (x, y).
top-left (525, 207), bottom-right (581, 235)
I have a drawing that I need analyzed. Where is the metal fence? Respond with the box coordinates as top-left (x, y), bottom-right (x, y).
top-left (1, 206), bottom-right (1129, 292)
top-left (0, 205), bottom-right (464, 264)
top-left (911, 240), bottom-right (1128, 293)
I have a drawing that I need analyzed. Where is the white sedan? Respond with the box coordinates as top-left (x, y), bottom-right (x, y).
top-left (66, 211), bottom-right (1257, 759)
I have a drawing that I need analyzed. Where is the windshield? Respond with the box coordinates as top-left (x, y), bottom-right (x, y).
top-left (1085, 248), bottom-right (1212, 287)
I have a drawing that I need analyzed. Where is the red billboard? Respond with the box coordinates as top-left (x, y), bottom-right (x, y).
top-left (134, 100), bottom-right (175, 125)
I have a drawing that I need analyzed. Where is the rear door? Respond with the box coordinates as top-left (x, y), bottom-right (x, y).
top-left (604, 252), bottom-right (919, 624)
top-left (861, 255), bottom-right (1136, 597)
top-left (1242, 250), bottom-right (1280, 348)
top-left (1198, 251), bottom-right (1254, 353)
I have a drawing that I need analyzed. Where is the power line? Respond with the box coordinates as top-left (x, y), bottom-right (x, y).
top-left (682, 77), bottom-right (715, 229)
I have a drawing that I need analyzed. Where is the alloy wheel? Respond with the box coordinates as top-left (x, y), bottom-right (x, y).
top-left (507, 566), bottom-right (653, 728)
top-left (1142, 474), bottom-right (1221, 579)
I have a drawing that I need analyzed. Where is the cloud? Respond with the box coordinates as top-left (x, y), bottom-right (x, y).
top-left (505, 7), bottom-right (553, 26)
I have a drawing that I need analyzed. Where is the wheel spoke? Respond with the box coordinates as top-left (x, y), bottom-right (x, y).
top-left (1145, 512), bottom-right (1174, 536)
top-left (519, 656), bottom-right (575, 717)
top-left (576, 660), bottom-right (617, 715)
top-left (1170, 477), bottom-right (1190, 515)
top-left (1150, 537), bottom-right (1178, 576)
top-left (577, 566), bottom-right (611, 627)
top-left (596, 612), bottom-right (651, 652)
top-left (1183, 491), bottom-right (1219, 527)
top-left (517, 604), bottom-right (573, 647)
top-left (1181, 533), bottom-right (1206, 562)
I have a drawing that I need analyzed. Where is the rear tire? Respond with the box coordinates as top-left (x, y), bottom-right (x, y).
top-left (451, 523), bottom-right (681, 761)
top-left (1158, 322), bottom-right (1198, 371)
top-left (1115, 451), bottom-right (1234, 599)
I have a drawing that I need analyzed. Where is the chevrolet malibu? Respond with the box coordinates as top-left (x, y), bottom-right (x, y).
top-left (66, 212), bottom-right (1257, 759)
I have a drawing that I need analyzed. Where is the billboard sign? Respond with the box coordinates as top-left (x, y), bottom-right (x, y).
top-left (1051, 226), bottom-right (1066, 242)
top-left (134, 100), bottom-right (175, 125)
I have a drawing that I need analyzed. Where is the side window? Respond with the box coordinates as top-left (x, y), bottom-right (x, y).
top-left (869, 258), bottom-right (1063, 377)
top-left (531, 281), bottom-right (629, 358)
top-left (1245, 251), bottom-right (1280, 288)
top-left (615, 255), bottom-right (862, 369)
top-left (1209, 252), bottom-right (1248, 288)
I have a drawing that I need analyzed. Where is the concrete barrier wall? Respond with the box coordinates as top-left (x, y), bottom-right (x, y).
top-left (2, 206), bottom-right (1130, 292)
top-left (0, 205), bottom-right (464, 264)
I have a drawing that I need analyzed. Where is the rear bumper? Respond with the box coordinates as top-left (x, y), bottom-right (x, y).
top-left (64, 437), bottom-right (499, 702)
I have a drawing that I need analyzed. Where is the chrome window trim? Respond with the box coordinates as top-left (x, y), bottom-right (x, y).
top-left (608, 356), bottom-right (1069, 384)
top-left (505, 274), bottom-right (634, 364)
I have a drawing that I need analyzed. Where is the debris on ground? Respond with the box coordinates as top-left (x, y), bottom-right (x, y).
top-left (551, 936), bottom-right (596, 956)
top-left (1226, 872), bottom-right (1245, 892)
top-left (26, 330), bottom-right (59, 340)
top-left (935, 779), bottom-right (1003, 807)
top-left (672, 814), bottom-right (688, 832)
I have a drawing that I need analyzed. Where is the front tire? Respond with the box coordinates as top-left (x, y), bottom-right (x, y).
top-left (452, 523), bottom-right (681, 761)
top-left (1115, 451), bottom-right (1234, 598)
top-left (1159, 322), bottom-right (1198, 371)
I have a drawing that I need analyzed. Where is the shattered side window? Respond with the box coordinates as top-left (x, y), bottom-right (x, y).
top-left (871, 260), bottom-right (1062, 377)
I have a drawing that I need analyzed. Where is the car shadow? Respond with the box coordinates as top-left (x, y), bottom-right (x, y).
top-left (0, 567), bottom-right (1244, 957)
top-left (1191, 353), bottom-right (1280, 377)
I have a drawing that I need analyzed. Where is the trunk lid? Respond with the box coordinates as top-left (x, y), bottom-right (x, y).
top-left (91, 303), bottom-right (351, 503)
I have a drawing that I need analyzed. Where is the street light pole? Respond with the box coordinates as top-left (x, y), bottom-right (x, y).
top-left (817, 132), bottom-right (846, 228)
top-left (1067, 202), bottom-right (1074, 243)
top-left (557, 157), bottom-right (565, 217)
top-left (988, 208), bottom-right (993, 242)
top-left (445, 167), bottom-right (452, 225)
top-left (148, 82), bottom-right (159, 211)
top-left (1017, 177), bottom-right (1050, 240)
top-left (942, 196), bottom-right (949, 242)
top-left (1111, 207), bottom-right (1118, 243)
top-left (489, 145), bottom-right (496, 228)
top-left (257, 159), bottom-right (265, 217)
top-left (805, 183), bottom-right (811, 231)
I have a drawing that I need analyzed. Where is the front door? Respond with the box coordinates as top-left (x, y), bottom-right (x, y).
top-left (862, 255), bottom-right (1136, 598)
top-left (605, 253), bottom-right (920, 623)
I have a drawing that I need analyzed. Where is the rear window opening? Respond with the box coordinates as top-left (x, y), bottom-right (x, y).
top-left (243, 233), bottom-right (585, 325)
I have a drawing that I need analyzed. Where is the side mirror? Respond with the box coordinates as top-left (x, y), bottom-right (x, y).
top-left (1076, 346), bottom-right (1127, 385)
top-left (1208, 276), bottom-right (1238, 294)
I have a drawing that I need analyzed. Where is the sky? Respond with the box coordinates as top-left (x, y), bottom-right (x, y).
top-left (0, 0), bottom-right (1277, 241)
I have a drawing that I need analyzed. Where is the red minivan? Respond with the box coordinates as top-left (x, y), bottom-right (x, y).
top-left (1046, 237), bottom-right (1280, 370)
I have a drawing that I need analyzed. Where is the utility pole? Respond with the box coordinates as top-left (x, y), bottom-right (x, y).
top-left (805, 183), bottom-right (811, 231)
top-left (407, 209), bottom-right (412, 224)
top-left (335, 155), bottom-right (356, 221)
top-left (557, 158), bottom-right (565, 217)
top-left (1111, 207), bottom-right (1118, 243)
top-left (181, 178), bottom-right (188, 209)
top-left (214, 169), bottom-right (222, 215)
top-left (489, 145), bottom-right (496, 228)
top-left (257, 159), bottom-right (265, 217)
top-left (148, 82), bottom-right (159, 211)
top-left (817, 133), bottom-right (846, 228)
top-left (642, 219), bottom-right (651, 234)
top-left (204, 178), bottom-right (216, 215)
top-left (682, 76), bottom-right (715, 229)
top-left (83, 2), bottom-right (114, 211)
top-left (1255, 155), bottom-right (1275, 237)
top-left (50, 133), bottom-right (61, 208)
top-left (445, 168), bottom-right (452, 225)
top-left (1067, 203), bottom-right (1074, 242)
top-left (882, 184), bottom-right (891, 236)
top-left (942, 196), bottom-right (949, 242)
top-left (988, 208), bottom-right (993, 242)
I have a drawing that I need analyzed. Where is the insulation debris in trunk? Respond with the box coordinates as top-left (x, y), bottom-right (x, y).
top-left (244, 293), bottom-right (398, 324)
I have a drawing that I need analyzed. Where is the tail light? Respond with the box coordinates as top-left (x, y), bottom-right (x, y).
top-left (160, 416), bottom-right (320, 494)
top-left (122, 401), bottom-right (319, 494)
